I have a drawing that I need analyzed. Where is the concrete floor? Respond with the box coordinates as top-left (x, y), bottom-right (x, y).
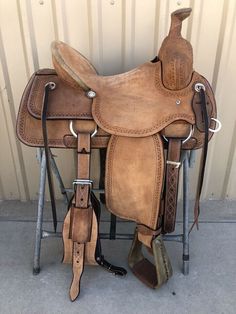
top-left (0, 199), bottom-right (235, 314)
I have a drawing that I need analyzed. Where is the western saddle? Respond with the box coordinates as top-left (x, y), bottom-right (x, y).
top-left (16, 8), bottom-right (221, 301)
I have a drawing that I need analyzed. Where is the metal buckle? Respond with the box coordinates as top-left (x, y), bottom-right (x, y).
top-left (166, 161), bottom-right (181, 169)
top-left (73, 179), bottom-right (93, 187)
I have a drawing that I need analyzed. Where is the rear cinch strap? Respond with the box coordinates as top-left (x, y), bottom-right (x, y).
top-left (128, 228), bottom-right (172, 289)
top-left (163, 138), bottom-right (182, 233)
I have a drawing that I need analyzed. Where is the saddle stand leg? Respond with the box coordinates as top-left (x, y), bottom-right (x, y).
top-left (182, 151), bottom-right (190, 275)
top-left (33, 148), bottom-right (68, 274)
top-left (33, 150), bottom-right (47, 275)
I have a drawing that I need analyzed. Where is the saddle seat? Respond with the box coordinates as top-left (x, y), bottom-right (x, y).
top-left (52, 41), bottom-right (213, 139)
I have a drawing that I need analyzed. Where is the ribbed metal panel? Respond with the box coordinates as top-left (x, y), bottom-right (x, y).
top-left (0, 0), bottom-right (235, 200)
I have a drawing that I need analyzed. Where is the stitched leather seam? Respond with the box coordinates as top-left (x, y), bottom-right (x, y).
top-left (106, 136), bottom-right (164, 229)
top-left (106, 135), bottom-right (116, 215)
top-left (94, 99), bottom-right (194, 135)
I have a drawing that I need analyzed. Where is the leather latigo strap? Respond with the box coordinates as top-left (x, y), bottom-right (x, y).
top-left (69, 133), bottom-right (93, 301)
top-left (63, 191), bottom-right (127, 300)
top-left (63, 208), bottom-right (98, 266)
top-left (163, 139), bottom-right (182, 233)
top-left (70, 134), bottom-right (93, 243)
top-left (67, 133), bottom-right (127, 301)
top-left (70, 242), bottom-right (85, 301)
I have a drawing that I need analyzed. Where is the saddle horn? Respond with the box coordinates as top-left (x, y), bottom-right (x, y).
top-left (158, 8), bottom-right (193, 90)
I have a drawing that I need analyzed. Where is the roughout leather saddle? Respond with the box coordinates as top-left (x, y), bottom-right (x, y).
top-left (16, 8), bottom-right (220, 301)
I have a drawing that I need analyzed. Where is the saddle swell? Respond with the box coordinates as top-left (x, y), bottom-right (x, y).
top-left (16, 7), bottom-right (220, 301)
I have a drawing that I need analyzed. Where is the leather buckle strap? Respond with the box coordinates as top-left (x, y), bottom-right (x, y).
top-left (68, 131), bottom-right (94, 300)
top-left (73, 179), bottom-right (93, 210)
top-left (70, 133), bottom-right (93, 241)
top-left (74, 133), bottom-right (91, 209)
top-left (163, 138), bottom-right (182, 233)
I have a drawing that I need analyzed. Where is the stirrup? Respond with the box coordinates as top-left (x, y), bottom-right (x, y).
top-left (128, 230), bottom-right (172, 289)
top-left (152, 235), bottom-right (173, 287)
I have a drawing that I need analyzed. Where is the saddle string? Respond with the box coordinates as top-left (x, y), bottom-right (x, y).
top-left (190, 85), bottom-right (209, 232)
top-left (41, 82), bottom-right (58, 232)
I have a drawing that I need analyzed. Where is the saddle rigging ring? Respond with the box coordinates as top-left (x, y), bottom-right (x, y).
top-left (69, 121), bottom-right (98, 138)
top-left (209, 118), bottom-right (222, 133)
top-left (162, 125), bottom-right (194, 144)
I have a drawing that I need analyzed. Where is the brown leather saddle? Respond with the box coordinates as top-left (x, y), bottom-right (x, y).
top-left (16, 8), bottom-right (219, 301)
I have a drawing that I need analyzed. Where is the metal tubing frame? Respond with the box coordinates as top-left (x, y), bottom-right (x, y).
top-left (33, 150), bottom-right (46, 274)
top-left (33, 148), bottom-right (192, 276)
top-left (33, 149), bottom-right (69, 274)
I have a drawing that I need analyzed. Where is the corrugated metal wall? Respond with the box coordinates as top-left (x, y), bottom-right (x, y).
top-left (0, 0), bottom-right (235, 201)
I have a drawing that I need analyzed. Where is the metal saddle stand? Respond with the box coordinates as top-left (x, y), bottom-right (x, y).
top-left (33, 147), bottom-right (195, 277)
